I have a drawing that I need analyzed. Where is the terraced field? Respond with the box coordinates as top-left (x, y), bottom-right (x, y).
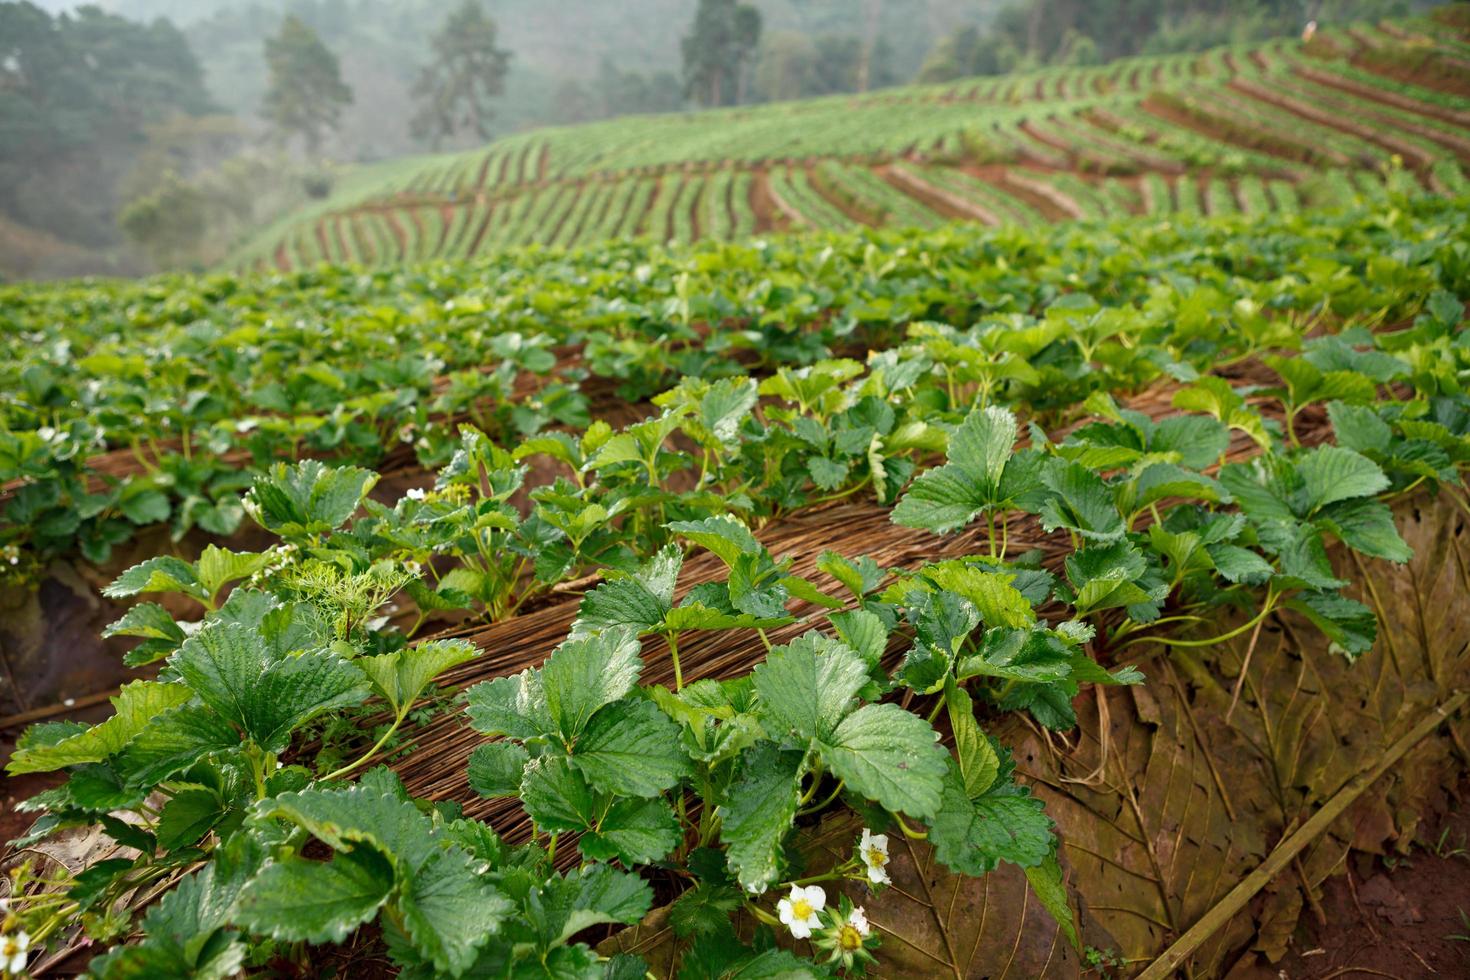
top-left (234, 11), bottom-right (1470, 271)
top-left (6, 9), bottom-right (1470, 978)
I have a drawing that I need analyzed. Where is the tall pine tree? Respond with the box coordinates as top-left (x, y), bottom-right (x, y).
top-left (410, 0), bottom-right (512, 150)
top-left (681, 0), bottom-right (762, 107)
top-left (261, 15), bottom-right (353, 155)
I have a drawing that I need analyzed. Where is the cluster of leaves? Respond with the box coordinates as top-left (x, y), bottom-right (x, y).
top-left (4, 192), bottom-right (1466, 578)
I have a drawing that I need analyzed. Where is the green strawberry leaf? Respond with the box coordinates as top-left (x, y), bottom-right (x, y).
top-left (578, 796), bottom-right (682, 865)
top-left (1327, 401), bottom-right (1392, 455)
top-left (155, 788), bottom-right (226, 851)
top-left (464, 669), bottom-right (555, 742)
top-left (920, 562), bottom-right (1036, 629)
top-left (357, 639), bottom-right (479, 716)
top-left (541, 627), bottom-right (644, 742)
top-left (398, 847), bottom-right (512, 976)
top-left (570, 698), bottom-right (691, 797)
top-left (245, 459), bottom-right (378, 538)
top-left (1024, 852), bottom-right (1080, 950)
top-left (103, 556), bottom-right (206, 603)
top-left (822, 703), bottom-right (948, 819)
top-left (669, 514), bottom-right (763, 566)
top-left (8, 681), bottom-right (193, 774)
top-left (1039, 460), bottom-right (1125, 543)
top-left (172, 624), bottom-right (370, 753)
top-left (117, 705), bottom-right (241, 787)
top-left (572, 546), bottom-right (682, 635)
top-left (467, 742), bottom-right (531, 798)
top-left (946, 681), bottom-right (999, 798)
top-left (235, 846), bottom-right (394, 945)
top-left (928, 761), bottom-right (1053, 874)
top-left (717, 741), bottom-right (807, 893)
top-left (891, 406), bottom-right (1039, 533)
top-left (1295, 445), bottom-right (1390, 512)
top-left (1314, 498), bottom-right (1412, 563)
top-left (1288, 590), bottom-right (1378, 657)
top-left (752, 633), bottom-right (869, 743)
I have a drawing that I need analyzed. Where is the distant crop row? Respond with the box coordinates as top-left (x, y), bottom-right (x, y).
top-left (236, 18), bottom-right (1470, 271)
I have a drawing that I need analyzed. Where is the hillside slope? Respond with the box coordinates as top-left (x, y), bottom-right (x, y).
top-left (232, 9), bottom-right (1470, 272)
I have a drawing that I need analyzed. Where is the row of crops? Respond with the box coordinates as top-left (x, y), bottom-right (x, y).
top-left (3, 182), bottom-right (1470, 974)
top-left (228, 10), bottom-right (1470, 271)
top-left (261, 160), bottom-right (1464, 269)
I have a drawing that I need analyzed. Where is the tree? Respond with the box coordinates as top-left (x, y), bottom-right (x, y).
top-left (118, 171), bottom-right (209, 268)
top-left (597, 61), bottom-right (683, 118)
top-left (409, 0), bottom-right (511, 150)
top-left (0, 1), bottom-right (211, 251)
top-left (681, 0), bottom-right (762, 107)
top-left (754, 31), bottom-right (815, 102)
top-left (261, 15), bottom-right (352, 155)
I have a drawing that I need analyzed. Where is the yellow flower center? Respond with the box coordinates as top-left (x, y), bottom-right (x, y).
top-left (790, 899), bottom-right (814, 919)
top-left (866, 846), bottom-right (887, 867)
top-left (838, 924), bottom-right (865, 950)
top-left (1, 938), bottom-right (16, 956)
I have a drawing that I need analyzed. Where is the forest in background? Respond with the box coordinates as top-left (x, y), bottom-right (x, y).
top-left (2, 0), bottom-right (1436, 280)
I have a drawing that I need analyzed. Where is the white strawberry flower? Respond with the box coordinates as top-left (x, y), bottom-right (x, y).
top-left (1, 930), bottom-right (30, 975)
top-left (840, 905), bottom-right (870, 952)
top-left (777, 884), bottom-right (826, 939)
top-left (405, 487), bottom-right (427, 501)
top-left (858, 828), bottom-right (891, 884)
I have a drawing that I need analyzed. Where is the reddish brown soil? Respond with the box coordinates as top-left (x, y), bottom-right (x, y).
top-left (313, 220), bottom-right (333, 263)
top-left (1020, 119), bottom-right (1078, 161)
top-left (687, 179), bottom-right (705, 242)
top-left (1228, 78), bottom-right (1434, 169)
top-left (471, 152), bottom-right (494, 191)
top-left (749, 170), bottom-right (786, 234)
top-left (878, 164), bottom-right (992, 224)
top-left (380, 212), bottom-right (407, 260)
top-left (804, 165), bottom-right (879, 227)
top-left (1234, 776), bottom-right (1470, 980)
top-left (466, 199), bottom-right (497, 256)
top-left (348, 214), bottom-right (374, 263)
top-left (330, 215), bottom-right (350, 262)
top-left (436, 204), bottom-right (456, 253)
top-left (1295, 66), bottom-right (1470, 128)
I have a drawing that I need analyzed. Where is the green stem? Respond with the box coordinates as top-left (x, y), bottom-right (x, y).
top-left (757, 629), bottom-right (774, 653)
top-left (780, 870), bottom-right (845, 889)
top-left (810, 477), bottom-right (870, 506)
top-left (894, 814), bottom-right (928, 840)
top-left (797, 769), bottom-right (825, 806)
top-left (323, 709), bottom-right (408, 781)
top-left (797, 778), bottom-right (846, 816)
top-left (668, 630), bottom-right (684, 691)
top-left (747, 903), bottom-right (782, 928)
top-left (1121, 592), bottom-right (1277, 651)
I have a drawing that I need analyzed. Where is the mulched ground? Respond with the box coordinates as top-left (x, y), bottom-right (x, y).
top-left (1233, 776), bottom-right (1470, 980)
